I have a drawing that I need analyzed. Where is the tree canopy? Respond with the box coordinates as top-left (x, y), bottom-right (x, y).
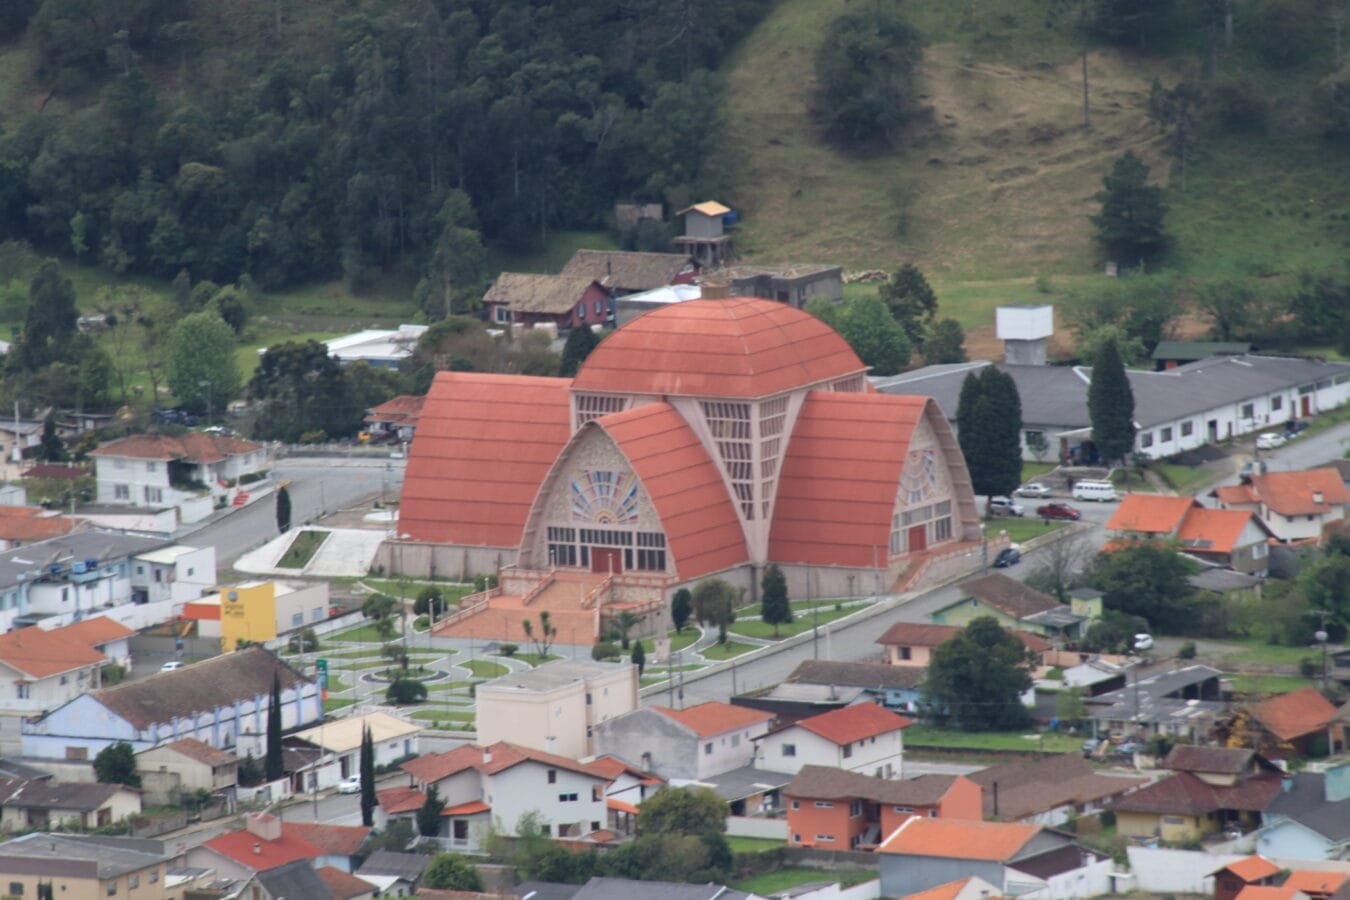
top-left (923, 617), bottom-right (1037, 731)
top-left (637, 786), bottom-right (729, 836)
top-left (422, 853), bottom-right (484, 891)
top-left (1087, 543), bottom-right (1198, 633)
top-left (248, 340), bottom-right (360, 442)
top-left (879, 264), bottom-right (938, 347)
top-left (167, 311), bottom-right (240, 413)
top-left (1091, 151), bottom-right (1169, 267)
top-left (956, 367), bottom-right (1023, 500)
top-left (815, 5), bottom-right (924, 148)
top-left (834, 294), bottom-right (911, 376)
top-left (93, 741), bottom-right (141, 788)
top-left (1087, 337), bottom-right (1136, 465)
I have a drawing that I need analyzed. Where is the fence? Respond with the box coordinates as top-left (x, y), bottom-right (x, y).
top-left (1126, 846), bottom-right (1243, 894)
top-left (726, 816), bottom-right (788, 840)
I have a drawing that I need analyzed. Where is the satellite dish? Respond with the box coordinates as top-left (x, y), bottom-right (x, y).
top-left (1133, 634), bottom-right (1154, 651)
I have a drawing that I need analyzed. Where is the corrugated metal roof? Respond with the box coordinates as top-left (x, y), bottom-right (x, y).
top-left (398, 372), bottom-right (573, 546)
top-left (572, 297), bottom-right (865, 398)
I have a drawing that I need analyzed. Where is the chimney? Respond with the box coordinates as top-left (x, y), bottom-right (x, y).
top-left (702, 279), bottom-right (730, 300)
top-left (996, 305), bottom-right (1053, 366)
top-left (1313, 491), bottom-right (1324, 505)
top-left (482, 747), bottom-right (492, 766)
top-left (245, 812), bottom-right (281, 842)
top-left (253, 843), bottom-right (261, 855)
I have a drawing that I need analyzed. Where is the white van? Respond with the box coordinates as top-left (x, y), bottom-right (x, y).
top-left (1072, 480), bottom-right (1118, 502)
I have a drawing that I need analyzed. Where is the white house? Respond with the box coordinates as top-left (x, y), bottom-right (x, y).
top-left (130, 544), bottom-right (217, 605)
top-left (475, 659), bottom-right (638, 760)
top-left (1215, 467), bottom-right (1350, 543)
top-left (289, 711), bottom-right (421, 776)
top-left (592, 701), bottom-right (774, 781)
top-left (89, 433), bottom-right (268, 523)
top-left (317, 324), bottom-right (428, 369)
top-left (398, 742), bottom-right (611, 851)
top-left (0, 624), bottom-right (106, 716)
top-left (20, 646), bottom-right (321, 761)
top-left (756, 703), bottom-right (911, 778)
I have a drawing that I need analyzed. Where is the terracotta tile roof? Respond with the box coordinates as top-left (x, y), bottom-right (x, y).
top-left (1176, 507), bottom-right (1264, 554)
top-left (366, 394), bottom-right (424, 426)
top-left (606, 797), bottom-right (640, 815)
top-left (441, 800), bottom-right (491, 816)
top-left (791, 703), bottom-right (912, 745)
top-left (398, 372), bottom-right (573, 545)
top-left (90, 646), bottom-right (310, 730)
top-left (89, 432), bottom-right (262, 463)
top-left (876, 623), bottom-right (962, 647)
top-left (1239, 468), bottom-right (1350, 517)
top-left (878, 817), bottom-right (1040, 861)
top-left (967, 754), bottom-right (1146, 821)
top-left (1106, 495), bottom-right (1197, 535)
top-left (904, 879), bottom-right (990, 900)
top-left (58, 616), bottom-right (135, 648)
top-left (283, 822), bottom-right (371, 857)
top-left (0, 507), bottom-right (77, 543)
top-left (400, 742), bottom-right (609, 785)
top-left (317, 866), bottom-right (378, 899)
top-left (203, 828), bottom-right (323, 871)
top-left (1250, 687), bottom-right (1338, 741)
top-left (1217, 855), bottom-right (1281, 882)
top-left (1164, 745), bottom-right (1260, 776)
top-left (959, 573), bottom-right (1060, 620)
top-left (153, 737), bottom-right (238, 768)
top-left (0, 624), bottom-right (106, 678)
top-left (571, 297), bottom-right (865, 398)
top-left (590, 403), bottom-right (747, 580)
top-left (1284, 871), bottom-right (1348, 895)
top-left (1236, 887), bottom-right (1303, 900)
top-left (587, 756), bottom-right (663, 786)
top-left (786, 765), bottom-right (960, 806)
top-left (1217, 484), bottom-right (1259, 506)
top-left (377, 786), bottom-right (426, 815)
top-left (561, 249), bottom-right (695, 293)
top-left (483, 273), bottom-right (603, 315)
top-left (769, 393), bottom-right (933, 567)
top-left (21, 464), bottom-right (89, 480)
top-left (1110, 771), bottom-right (1283, 816)
top-left (651, 701), bottom-right (774, 738)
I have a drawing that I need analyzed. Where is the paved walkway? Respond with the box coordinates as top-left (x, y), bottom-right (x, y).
top-left (234, 527), bottom-right (387, 578)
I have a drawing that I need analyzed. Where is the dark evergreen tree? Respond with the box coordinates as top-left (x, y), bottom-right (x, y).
top-left (1091, 152), bottom-right (1169, 267)
top-left (956, 368), bottom-right (1023, 503)
top-left (275, 486), bottom-right (291, 533)
top-left (559, 324), bottom-right (602, 378)
top-left (93, 741), bottom-right (141, 788)
top-left (417, 784), bottom-right (445, 837)
top-left (879, 264), bottom-right (939, 347)
top-left (38, 415), bottom-right (64, 462)
top-left (249, 341), bottom-right (362, 442)
top-left (671, 588), bottom-right (692, 633)
top-left (360, 724), bottom-right (376, 827)
top-left (1087, 338), bottom-right (1136, 466)
top-left (815, 6), bottom-right (924, 147)
top-left (924, 319), bottom-right (967, 364)
top-left (14, 260), bottom-right (78, 372)
top-left (922, 616), bottom-right (1036, 731)
top-left (759, 564), bottom-right (792, 637)
top-left (631, 639), bottom-right (646, 675)
top-left (264, 672), bottom-right (284, 782)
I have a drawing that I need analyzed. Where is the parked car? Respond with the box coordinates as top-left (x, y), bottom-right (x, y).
top-left (1015, 483), bottom-right (1052, 498)
top-left (337, 776), bottom-right (362, 794)
top-left (987, 497), bottom-right (1025, 517)
top-left (160, 661), bottom-right (184, 672)
top-left (1036, 502), bottom-right (1081, 521)
top-left (993, 547), bottom-right (1021, 568)
top-left (1256, 432), bottom-right (1286, 450)
top-left (1285, 419), bottom-right (1309, 436)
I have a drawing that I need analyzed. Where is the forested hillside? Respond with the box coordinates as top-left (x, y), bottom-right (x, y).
top-left (0, 0), bottom-right (768, 312)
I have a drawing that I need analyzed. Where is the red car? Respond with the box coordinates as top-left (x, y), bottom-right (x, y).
top-left (1037, 502), bottom-right (1081, 521)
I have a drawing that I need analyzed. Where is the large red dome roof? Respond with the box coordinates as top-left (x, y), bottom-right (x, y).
top-left (572, 297), bottom-right (866, 398)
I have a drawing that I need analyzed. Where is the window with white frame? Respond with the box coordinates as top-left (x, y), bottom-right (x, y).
top-left (1139, 432), bottom-right (1154, 448)
top-left (114, 484), bottom-right (130, 500)
top-left (1181, 420), bottom-right (1194, 437)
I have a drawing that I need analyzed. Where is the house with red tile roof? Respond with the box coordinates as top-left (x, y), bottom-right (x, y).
top-left (186, 814), bottom-right (369, 880)
top-left (784, 765), bottom-right (981, 851)
top-left (876, 817), bottom-right (1109, 899)
top-left (1244, 687), bottom-right (1341, 757)
top-left (393, 742), bottom-right (613, 852)
top-left (593, 701), bottom-right (775, 780)
top-left (89, 432), bottom-right (267, 524)
top-left (0, 506), bottom-right (79, 550)
top-left (379, 296), bottom-right (982, 641)
top-left (365, 393), bottom-right (424, 444)
top-left (0, 619), bottom-right (124, 715)
top-left (1107, 494), bottom-right (1274, 574)
top-left (1212, 855), bottom-right (1283, 900)
top-left (1110, 767), bottom-right (1284, 842)
top-left (876, 622), bottom-right (1053, 669)
top-left (317, 865), bottom-right (378, 900)
top-left (756, 702), bottom-right (912, 777)
top-left (903, 877), bottom-right (1005, 900)
top-left (1214, 468), bottom-right (1350, 544)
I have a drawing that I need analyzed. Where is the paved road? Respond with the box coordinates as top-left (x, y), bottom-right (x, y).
top-left (1259, 421), bottom-right (1350, 472)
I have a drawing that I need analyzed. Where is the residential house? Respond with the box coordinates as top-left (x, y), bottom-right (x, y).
top-left (1110, 761), bottom-right (1283, 842)
top-left (355, 849), bottom-right (428, 898)
top-left (0, 420), bottom-right (43, 463)
top-left (184, 579), bottom-right (330, 650)
top-left (1215, 468), bottom-right (1350, 544)
top-left (672, 201), bottom-right (733, 268)
top-left (135, 737), bottom-right (239, 806)
top-left (366, 394), bottom-right (424, 444)
top-left (372, 785), bottom-right (424, 831)
top-left (0, 833), bottom-right (186, 900)
top-left (318, 865), bottom-right (379, 900)
top-left (873, 346), bottom-right (1350, 462)
top-left (932, 573), bottom-right (1087, 642)
top-left (783, 659), bottom-right (926, 714)
top-left (1106, 494), bottom-right (1273, 575)
top-left (89, 433), bottom-right (268, 523)
top-left (755, 703), bottom-right (911, 777)
top-left (593, 702), bottom-right (773, 781)
top-left (476, 660), bottom-right (638, 760)
top-left (966, 754), bottom-right (1147, 826)
top-left (1245, 688), bottom-right (1341, 757)
top-left (720, 263), bottom-right (844, 308)
top-left (0, 779), bottom-right (142, 831)
top-left (733, 682), bottom-right (870, 724)
top-left (21, 646), bottom-right (322, 760)
top-left (687, 765), bottom-right (790, 820)
top-left (0, 505), bottom-right (77, 550)
top-left (586, 755), bottom-right (663, 810)
top-left (1164, 745), bottom-right (1285, 786)
top-left (484, 273), bottom-right (612, 330)
top-left (784, 765), bottom-right (981, 850)
top-left (876, 817), bottom-right (1111, 899)
top-left (1153, 341), bottom-right (1254, 370)
top-left (0, 530), bottom-right (172, 633)
top-left (560, 249), bottom-right (700, 296)
top-left (1256, 766), bottom-right (1350, 860)
top-left (1213, 855), bottom-right (1284, 900)
top-left (542, 876), bottom-right (756, 900)
top-left (877, 622), bottom-right (1053, 669)
top-left (129, 543), bottom-right (217, 606)
top-left (1083, 665), bottom-right (1226, 741)
top-left (321, 324), bottom-right (428, 368)
top-left (398, 742), bottom-right (612, 850)
top-left (59, 615), bottom-right (135, 668)
top-left (186, 812), bottom-right (370, 880)
top-left (288, 711), bottom-right (421, 782)
top-left (903, 877), bottom-right (1005, 900)
top-left (0, 622), bottom-right (110, 716)
top-left (238, 858), bottom-right (346, 900)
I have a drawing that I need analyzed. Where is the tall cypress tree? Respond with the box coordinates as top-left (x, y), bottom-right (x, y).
top-left (1088, 337), bottom-right (1136, 466)
top-left (360, 725), bottom-right (376, 827)
top-left (956, 367), bottom-right (1023, 503)
top-left (264, 672), bottom-right (284, 781)
top-left (275, 485), bottom-right (292, 533)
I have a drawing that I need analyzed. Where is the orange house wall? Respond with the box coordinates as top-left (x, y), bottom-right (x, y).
top-left (786, 799), bottom-right (866, 849)
top-left (938, 776), bottom-right (983, 819)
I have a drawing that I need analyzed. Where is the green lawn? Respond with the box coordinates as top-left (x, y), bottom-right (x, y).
top-left (735, 868), bottom-right (876, 894)
top-left (726, 836), bottom-right (786, 854)
top-left (1157, 463), bottom-right (1210, 494)
top-left (1230, 673), bottom-right (1317, 694)
top-left (276, 530), bottom-right (328, 569)
top-left (729, 605), bottom-right (857, 640)
top-left (506, 653), bottom-right (561, 666)
top-left (904, 725), bottom-right (1082, 753)
top-left (700, 640), bottom-right (757, 661)
top-left (639, 628), bottom-right (702, 655)
top-left (463, 659), bottom-right (509, 679)
top-left (484, 229), bottom-right (618, 275)
top-left (1207, 637), bottom-right (1323, 667)
top-left (329, 623), bottom-right (393, 643)
top-left (984, 518), bottom-right (1066, 543)
top-left (1021, 462), bottom-right (1057, 482)
top-left (409, 709), bottom-right (477, 727)
top-left (323, 698), bottom-right (356, 713)
top-left (364, 579), bottom-right (474, 603)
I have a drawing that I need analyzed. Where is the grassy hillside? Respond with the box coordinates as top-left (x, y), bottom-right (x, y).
top-left (720, 0), bottom-right (1349, 295)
